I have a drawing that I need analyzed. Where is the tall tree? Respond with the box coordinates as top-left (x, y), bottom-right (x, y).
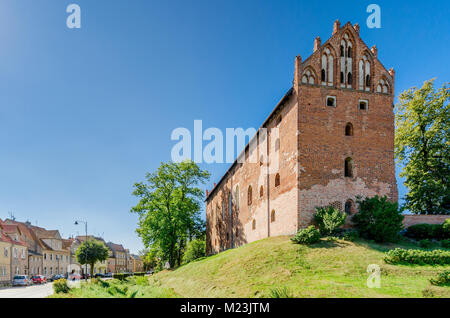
top-left (131, 160), bottom-right (210, 268)
top-left (395, 79), bottom-right (450, 214)
top-left (75, 240), bottom-right (109, 278)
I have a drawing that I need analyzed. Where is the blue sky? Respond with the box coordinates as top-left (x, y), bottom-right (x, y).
top-left (0, 0), bottom-right (448, 253)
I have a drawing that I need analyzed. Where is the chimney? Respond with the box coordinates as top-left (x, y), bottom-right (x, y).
top-left (294, 55), bottom-right (302, 88)
top-left (353, 23), bottom-right (360, 34)
top-left (314, 36), bottom-right (321, 52)
top-left (389, 68), bottom-right (395, 94)
top-left (333, 20), bottom-right (340, 35)
top-left (371, 45), bottom-right (378, 58)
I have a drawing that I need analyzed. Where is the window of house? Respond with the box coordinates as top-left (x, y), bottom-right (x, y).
top-left (271, 210), bottom-right (276, 223)
top-left (359, 100), bottom-right (368, 110)
top-left (345, 200), bottom-right (354, 214)
top-left (275, 174), bottom-right (280, 187)
top-left (345, 157), bottom-right (353, 178)
top-left (326, 96), bottom-right (336, 107)
top-left (248, 186), bottom-right (252, 206)
top-left (345, 123), bottom-right (353, 136)
top-left (347, 72), bottom-right (352, 86)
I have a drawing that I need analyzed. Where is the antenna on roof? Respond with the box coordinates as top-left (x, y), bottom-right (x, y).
top-left (8, 212), bottom-right (16, 221)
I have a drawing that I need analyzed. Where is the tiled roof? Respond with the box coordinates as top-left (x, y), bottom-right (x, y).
top-left (107, 242), bottom-right (126, 252)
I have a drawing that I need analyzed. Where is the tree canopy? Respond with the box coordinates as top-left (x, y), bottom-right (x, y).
top-left (395, 79), bottom-right (449, 214)
top-left (75, 240), bottom-right (109, 277)
top-left (131, 160), bottom-right (210, 268)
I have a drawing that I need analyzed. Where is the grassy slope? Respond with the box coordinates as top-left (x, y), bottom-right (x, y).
top-left (151, 236), bottom-right (450, 298)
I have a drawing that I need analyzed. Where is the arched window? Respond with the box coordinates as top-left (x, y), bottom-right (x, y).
top-left (345, 123), bottom-right (353, 136)
top-left (340, 34), bottom-right (353, 88)
top-left (347, 72), bottom-right (352, 86)
top-left (247, 186), bottom-right (252, 206)
top-left (359, 55), bottom-right (371, 91)
top-left (271, 210), bottom-right (276, 223)
top-left (302, 69), bottom-right (315, 85)
top-left (365, 75), bottom-right (370, 87)
top-left (340, 45), bottom-right (344, 56)
top-left (345, 200), bottom-right (354, 214)
top-left (345, 157), bottom-right (353, 178)
top-left (252, 219), bottom-right (256, 230)
top-left (321, 69), bottom-right (326, 82)
top-left (377, 79), bottom-right (390, 94)
top-left (340, 72), bottom-right (344, 84)
top-left (347, 47), bottom-right (352, 58)
top-left (275, 173), bottom-right (280, 187)
top-left (260, 185), bottom-right (264, 197)
top-left (321, 47), bottom-right (334, 86)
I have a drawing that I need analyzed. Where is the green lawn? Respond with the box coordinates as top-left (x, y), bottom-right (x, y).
top-left (53, 236), bottom-right (450, 298)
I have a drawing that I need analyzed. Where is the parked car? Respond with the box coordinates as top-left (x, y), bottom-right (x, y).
top-left (80, 273), bottom-right (90, 279)
top-left (31, 275), bottom-right (47, 284)
top-left (94, 273), bottom-right (105, 278)
top-left (48, 274), bottom-right (65, 282)
top-left (146, 270), bottom-right (154, 275)
top-left (13, 275), bottom-right (32, 286)
top-left (68, 273), bottom-right (81, 281)
top-left (104, 272), bottom-right (113, 278)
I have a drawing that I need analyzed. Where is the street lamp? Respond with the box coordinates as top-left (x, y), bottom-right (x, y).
top-left (74, 220), bottom-right (88, 281)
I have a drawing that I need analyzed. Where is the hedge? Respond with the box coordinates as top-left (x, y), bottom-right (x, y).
top-left (384, 248), bottom-right (450, 265)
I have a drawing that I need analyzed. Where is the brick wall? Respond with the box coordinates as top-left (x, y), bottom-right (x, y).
top-left (402, 215), bottom-right (450, 228)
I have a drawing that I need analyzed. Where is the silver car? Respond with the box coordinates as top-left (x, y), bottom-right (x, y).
top-left (13, 275), bottom-right (32, 286)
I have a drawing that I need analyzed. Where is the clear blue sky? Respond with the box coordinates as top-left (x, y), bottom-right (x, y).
top-left (0, 0), bottom-right (448, 253)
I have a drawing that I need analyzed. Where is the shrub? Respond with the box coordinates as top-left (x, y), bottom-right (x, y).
top-left (183, 238), bottom-right (206, 264)
top-left (342, 229), bottom-right (359, 242)
top-left (441, 239), bottom-right (450, 249)
top-left (53, 278), bottom-right (70, 294)
top-left (419, 239), bottom-right (432, 248)
top-left (133, 272), bottom-right (146, 277)
top-left (384, 248), bottom-right (450, 265)
top-left (352, 196), bottom-right (403, 242)
top-left (429, 271), bottom-right (450, 287)
top-left (136, 276), bottom-right (149, 286)
top-left (314, 206), bottom-right (347, 236)
top-left (291, 226), bottom-right (321, 245)
top-left (405, 223), bottom-right (445, 240)
top-left (443, 219), bottom-right (450, 236)
top-left (113, 273), bottom-right (132, 281)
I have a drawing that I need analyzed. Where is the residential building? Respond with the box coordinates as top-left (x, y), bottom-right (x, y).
top-left (0, 225), bottom-right (12, 286)
top-left (0, 222), bottom-right (29, 276)
top-left (129, 254), bottom-right (143, 273)
top-left (106, 242), bottom-right (127, 273)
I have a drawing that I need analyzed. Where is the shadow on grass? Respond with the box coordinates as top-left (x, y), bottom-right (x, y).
top-left (308, 239), bottom-right (351, 249)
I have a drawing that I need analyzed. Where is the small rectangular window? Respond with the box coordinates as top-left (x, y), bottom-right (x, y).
top-left (359, 100), bottom-right (368, 110)
top-left (326, 96), bottom-right (336, 107)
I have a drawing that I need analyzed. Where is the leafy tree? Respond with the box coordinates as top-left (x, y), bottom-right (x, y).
top-left (314, 206), bottom-right (347, 236)
top-left (352, 196), bottom-right (403, 242)
top-left (395, 79), bottom-right (450, 214)
top-left (131, 160), bottom-right (210, 268)
top-left (182, 238), bottom-right (206, 264)
top-left (75, 240), bottom-right (109, 278)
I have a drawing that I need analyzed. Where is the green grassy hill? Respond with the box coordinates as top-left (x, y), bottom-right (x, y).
top-left (150, 236), bottom-right (449, 298)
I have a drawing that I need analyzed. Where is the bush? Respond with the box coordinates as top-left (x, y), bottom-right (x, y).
top-left (405, 223), bottom-right (445, 240)
top-left (136, 276), bottom-right (149, 286)
top-left (183, 238), bottom-right (206, 264)
top-left (53, 278), bottom-right (70, 294)
top-left (429, 271), bottom-right (450, 287)
top-left (291, 226), bottom-right (321, 245)
top-left (314, 206), bottom-right (347, 236)
top-left (419, 239), bottom-right (432, 248)
top-left (384, 248), bottom-right (450, 265)
top-left (352, 196), bottom-right (403, 242)
top-left (443, 219), bottom-right (450, 236)
top-left (113, 273), bottom-right (132, 281)
top-left (342, 229), bottom-right (359, 242)
top-left (441, 239), bottom-right (450, 249)
top-left (133, 272), bottom-right (146, 277)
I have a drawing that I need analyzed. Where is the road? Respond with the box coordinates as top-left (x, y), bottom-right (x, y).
top-left (0, 283), bottom-right (53, 298)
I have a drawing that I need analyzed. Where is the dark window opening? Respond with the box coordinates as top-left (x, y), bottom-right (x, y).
top-left (252, 219), bottom-right (256, 230)
top-left (345, 200), bottom-right (354, 214)
top-left (365, 75), bottom-right (371, 87)
top-left (345, 158), bottom-right (353, 178)
top-left (321, 69), bottom-right (326, 82)
top-left (345, 123), bottom-right (353, 136)
top-left (359, 101), bottom-right (367, 110)
top-left (327, 97), bottom-right (336, 107)
top-left (347, 72), bottom-right (352, 85)
top-left (347, 47), bottom-right (352, 58)
top-left (247, 186), bottom-right (252, 206)
top-left (275, 174), bottom-right (280, 187)
top-left (340, 45), bottom-right (344, 57)
top-left (340, 72), bottom-right (344, 84)
top-left (271, 210), bottom-right (276, 223)
top-left (260, 186), bottom-right (263, 198)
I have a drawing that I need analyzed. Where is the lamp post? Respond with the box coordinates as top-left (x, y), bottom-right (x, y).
top-left (74, 220), bottom-right (88, 281)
